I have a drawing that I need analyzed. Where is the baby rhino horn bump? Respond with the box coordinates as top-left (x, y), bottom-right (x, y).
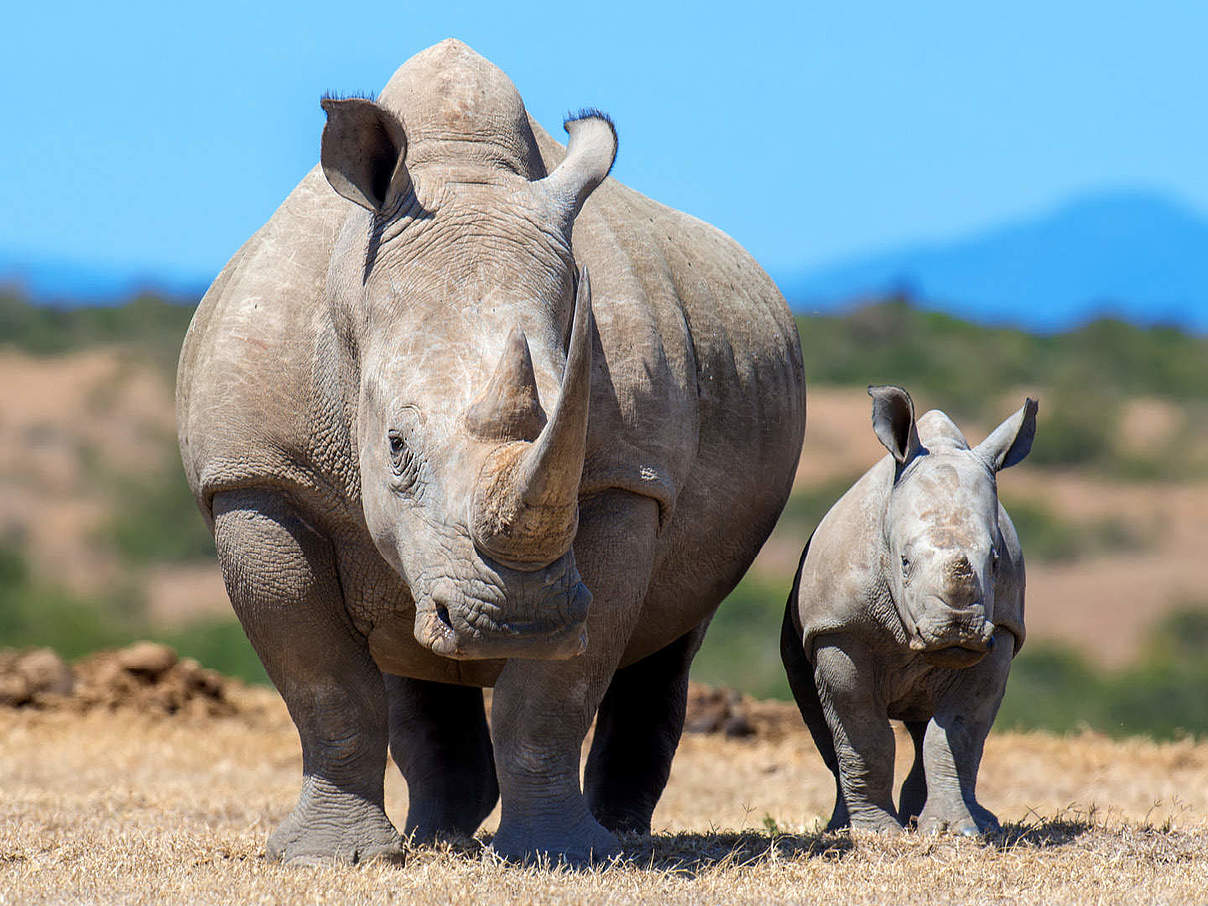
top-left (464, 328), bottom-right (547, 443)
top-left (470, 267), bottom-right (594, 570)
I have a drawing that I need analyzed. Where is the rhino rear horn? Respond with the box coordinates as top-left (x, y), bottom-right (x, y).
top-left (536, 112), bottom-right (618, 222)
top-left (320, 97), bottom-right (411, 213)
top-left (464, 327), bottom-right (548, 443)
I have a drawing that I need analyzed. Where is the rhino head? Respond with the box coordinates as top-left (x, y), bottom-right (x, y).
top-left (868, 385), bottom-right (1037, 668)
top-left (317, 70), bottom-right (616, 661)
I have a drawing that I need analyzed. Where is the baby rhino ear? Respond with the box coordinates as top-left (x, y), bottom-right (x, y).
top-left (975, 398), bottom-right (1039, 471)
top-left (868, 385), bottom-right (922, 465)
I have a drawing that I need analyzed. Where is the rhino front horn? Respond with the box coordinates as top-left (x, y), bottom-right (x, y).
top-left (470, 267), bottom-right (594, 569)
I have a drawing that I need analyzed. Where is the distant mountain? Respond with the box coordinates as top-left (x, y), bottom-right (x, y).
top-left (0, 250), bottom-right (206, 305)
top-left (782, 190), bottom-right (1208, 332)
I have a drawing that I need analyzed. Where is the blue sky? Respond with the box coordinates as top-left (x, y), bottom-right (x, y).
top-left (3, 1), bottom-right (1206, 288)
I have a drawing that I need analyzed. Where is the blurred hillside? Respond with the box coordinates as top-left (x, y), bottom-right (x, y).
top-left (1, 289), bottom-right (1206, 737)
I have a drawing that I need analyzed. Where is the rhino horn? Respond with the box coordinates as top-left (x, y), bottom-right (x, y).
top-left (464, 327), bottom-right (547, 443)
top-left (470, 267), bottom-right (593, 569)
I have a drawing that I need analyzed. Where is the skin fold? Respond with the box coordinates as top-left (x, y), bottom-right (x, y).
top-left (782, 386), bottom-right (1037, 836)
top-left (177, 40), bottom-right (805, 865)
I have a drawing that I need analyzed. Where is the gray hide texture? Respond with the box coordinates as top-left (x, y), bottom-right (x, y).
top-left (781, 386), bottom-right (1036, 837)
top-left (177, 39), bottom-right (805, 865)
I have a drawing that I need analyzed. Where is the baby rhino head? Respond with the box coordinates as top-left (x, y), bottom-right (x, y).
top-left (869, 385), bottom-right (1038, 669)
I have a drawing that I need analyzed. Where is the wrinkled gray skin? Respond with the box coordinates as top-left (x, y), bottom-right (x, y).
top-left (177, 40), bottom-right (804, 866)
top-left (781, 386), bottom-right (1036, 836)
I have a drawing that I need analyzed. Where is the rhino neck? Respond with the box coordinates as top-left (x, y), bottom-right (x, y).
top-left (376, 39), bottom-right (548, 180)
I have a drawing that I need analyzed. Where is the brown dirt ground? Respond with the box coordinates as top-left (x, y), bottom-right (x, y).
top-left (1, 679), bottom-right (1205, 905)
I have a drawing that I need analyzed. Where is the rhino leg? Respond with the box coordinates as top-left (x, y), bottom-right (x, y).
top-left (813, 634), bottom-right (902, 834)
top-left (384, 674), bottom-right (498, 842)
top-left (917, 630), bottom-right (1012, 837)
top-left (212, 490), bottom-right (405, 866)
top-left (489, 491), bottom-right (659, 866)
top-left (781, 602), bottom-right (850, 830)
top-left (898, 720), bottom-right (929, 826)
top-left (583, 621), bottom-right (708, 835)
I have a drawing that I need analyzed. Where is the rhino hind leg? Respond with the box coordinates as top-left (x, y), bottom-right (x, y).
top-left (212, 489), bottom-right (405, 866)
top-left (384, 674), bottom-right (498, 842)
top-left (898, 720), bottom-right (929, 826)
top-left (583, 621), bottom-right (708, 835)
top-left (780, 602), bottom-right (849, 830)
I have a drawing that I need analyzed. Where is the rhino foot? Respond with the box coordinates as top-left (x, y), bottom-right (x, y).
top-left (848, 814), bottom-right (905, 836)
top-left (267, 778), bottom-right (406, 866)
top-left (918, 801), bottom-right (1000, 838)
top-left (489, 811), bottom-right (621, 867)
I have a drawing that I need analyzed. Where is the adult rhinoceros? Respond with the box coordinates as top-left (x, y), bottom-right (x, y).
top-left (177, 39), bottom-right (804, 865)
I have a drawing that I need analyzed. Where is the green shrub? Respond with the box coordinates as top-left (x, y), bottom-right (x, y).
top-left (1001, 497), bottom-right (1146, 563)
top-left (0, 545), bottom-right (135, 659)
top-left (998, 606), bottom-right (1208, 739)
top-left (692, 574), bottom-right (791, 700)
top-left (105, 461), bottom-right (215, 564)
top-left (0, 542), bottom-right (266, 684)
top-left (160, 618), bottom-right (268, 685)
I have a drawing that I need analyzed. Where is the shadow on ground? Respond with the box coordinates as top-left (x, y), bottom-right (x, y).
top-left (450, 816), bottom-right (1100, 876)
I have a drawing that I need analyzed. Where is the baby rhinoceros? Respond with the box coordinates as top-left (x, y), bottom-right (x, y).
top-left (781, 385), bottom-right (1037, 836)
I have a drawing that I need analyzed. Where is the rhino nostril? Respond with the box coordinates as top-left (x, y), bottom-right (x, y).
top-left (435, 603), bottom-right (453, 630)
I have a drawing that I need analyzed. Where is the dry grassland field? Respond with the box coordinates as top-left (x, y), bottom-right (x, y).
top-left (1, 672), bottom-right (1207, 905)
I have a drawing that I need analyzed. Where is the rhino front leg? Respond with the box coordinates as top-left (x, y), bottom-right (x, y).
top-left (213, 490), bottom-right (404, 865)
top-left (384, 674), bottom-right (498, 842)
top-left (917, 630), bottom-right (1012, 836)
top-left (489, 491), bottom-right (659, 865)
top-left (583, 621), bottom-right (709, 834)
top-left (813, 635), bottom-right (902, 834)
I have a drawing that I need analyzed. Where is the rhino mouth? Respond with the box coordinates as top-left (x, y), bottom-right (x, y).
top-left (921, 643), bottom-right (991, 669)
top-left (410, 557), bottom-right (592, 660)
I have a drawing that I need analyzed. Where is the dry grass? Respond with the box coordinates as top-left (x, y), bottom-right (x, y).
top-left (2, 691), bottom-right (1205, 905)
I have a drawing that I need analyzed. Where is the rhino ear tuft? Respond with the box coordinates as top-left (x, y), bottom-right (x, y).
top-left (868, 385), bottom-right (922, 466)
top-left (320, 97), bottom-right (411, 213)
top-left (976, 398), bottom-right (1038, 472)
top-left (535, 111), bottom-right (618, 223)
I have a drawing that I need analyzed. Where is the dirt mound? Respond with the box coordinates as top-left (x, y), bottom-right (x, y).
top-left (0, 642), bottom-right (240, 717)
top-left (684, 682), bottom-right (803, 740)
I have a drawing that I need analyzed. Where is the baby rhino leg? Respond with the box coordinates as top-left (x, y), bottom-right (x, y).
top-left (918, 631), bottom-right (1013, 836)
top-left (813, 635), bottom-right (901, 834)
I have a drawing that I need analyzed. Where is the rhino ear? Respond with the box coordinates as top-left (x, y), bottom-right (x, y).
top-left (536, 110), bottom-right (617, 223)
top-left (975, 398), bottom-right (1038, 472)
top-left (320, 97), bottom-right (411, 213)
top-left (868, 385), bottom-right (922, 466)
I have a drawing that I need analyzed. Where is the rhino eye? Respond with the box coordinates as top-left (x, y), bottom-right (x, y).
top-left (387, 431), bottom-right (413, 477)
top-left (900, 555), bottom-right (910, 578)
top-left (991, 546), bottom-right (1001, 571)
